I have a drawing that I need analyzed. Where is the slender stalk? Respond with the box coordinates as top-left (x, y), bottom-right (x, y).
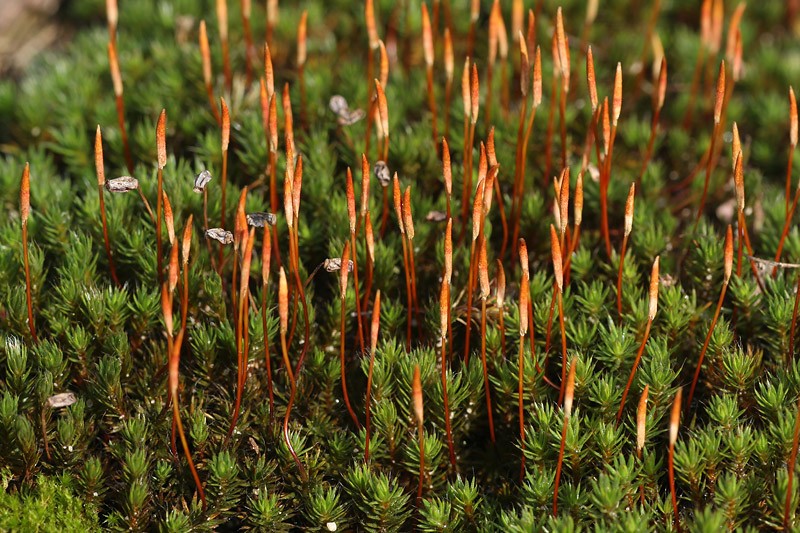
top-left (261, 226), bottom-right (274, 423)
top-left (362, 211), bottom-right (375, 310)
top-left (478, 237), bottom-right (495, 443)
top-left (170, 330), bottom-right (206, 509)
top-left (267, 87), bottom-right (283, 268)
top-left (297, 11), bottom-right (308, 127)
top-left (364, 291), bottom-right (381, 464)
top-left (553, 356), bottom-right (577, 516)
top-left (216, 0), bottom-right (232, 93)
top-left (155, 110), bottom-right (166, 286)
top-left (339, 242), bottom-right (361, 429)
top-left (467, 0), bottom-right (478, 57)
top-left (94, 127), bottom-right (120, 287)
top-left (401, 236), bottom-right (413, 351)
top-left (240, 0), bottom-right (255, 85)
top-left (394, 176), bottom-right (413, 351)
top-left (227, 226), bottom-right (255, 439)
top-left (347, 169), bottom-right (366, 352)
top-left (277, 267), bottom-right (305, 479)
top-left (637, 385), bottom-right (649, 504)
top-left (496, 260), bottom-right (506, 356)
top-left (787, 87), bottom-right (798, 214)
top-left (638, 59), bottom-right (668, 184)
top-left (598, 98), bottom-right (612, 256)
top-left (20, 163), bottom-right (36, 342)
top-left (688, 225), bottom-right (733, 408)
top-left (544, 57), bottom-right (558, 183)
top-left (694, 62), bottom-right (726, 228)
top-left (422, 4), bottom-right (437, 146)
top-left (512, 46), bottom-right (541, 258)
top-left (518, 270), bottom-right (530, 481)
top-left (289, 227), bottom-right (311, 375)
top-left (412, 365), bottom-right (425, 506)
top-left (443, 28), bottom-right (454, 142)
top-left (556, 291), bottom-right (568, 404)
top-left (668, 388), bottom-right (682, 532)
top-left (681, 1), bottom-right (709, 129)
top-left (617, 257), bottom-right (659, 425)
top-left (465, 178), bottom-right (486, 364)
top-left (199, 21), bottom-right (221, 125)
top-left (278, 269), bottom-right (296, 390)
top-left (617, 184), bottom-right (636, 320)
top-left (403, 187), bottom-right (419, 325)
top-left (549, 223), bottom-right (569, 404)
top-left (439, 280), bottom-right (456, 468)
top-left (218, 99), bottom-right (230, 271)
top-left (775, 185), bottom-right (800, 275)
top-left (169, 218), bottom-right (205, 509)
top-left (107, 41), bottom-right (134, 175)
top-left (379, 187), bottom-right (390, 238)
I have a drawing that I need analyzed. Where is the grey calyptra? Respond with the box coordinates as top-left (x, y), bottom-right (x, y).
top-left (105, 176), bottom-right (139, 192)
top-left (205, 228), bottom-right (234, 244)
top-left (193, 170), bottom-right (212, 192)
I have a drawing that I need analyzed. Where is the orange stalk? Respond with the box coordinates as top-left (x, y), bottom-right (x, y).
top-left (346, 169), bottom-right (366, 352)
top-left (20, 163), bottom-right (37, 342)
top-left (241, 0), bottom-right (255, 86)
top-left (617, 184), bottom-right (636, 319)
top-left (394, 176), bottom-right (413, 351)
top-left (364, 291), bottom-right (381, 463)
top-left (94, 126), bottom-right (120, 287)
top-left (169, 329), bottom-right (207, 509)
top-left (550, 225), bottom-right (569, 404)
top-left (217, 99), bottom-right (231, 272)
top-left (439, 280), bottom-right (456, 468)
top-left (297, 11), bottom-right (308, 126)
top-left (339, 242), bottom-right (361, 429)
top-left (616, 257), bottom-right (659, 425)
top-left (107, 41), bottom-right (134, 175)
top-left (443, 28), bottom-right (454, 141)
top-left (681, 0), bottom-right (710, 129)
top-left (668, 388), bottom-right (683, 532)
top-left (687, 225), bottom-right (732, 409)
top-left (638, 58), bottom-right (667, 184)
top-left (512, 45), bottom-right (542, 257)
top-left (404, 187), bottom-right (420, 324)
top-left (518, 269), bottom-right (530, 481)
top-left (637, 384), bottom-right (649, 504)
top-left (478, 237), bottom-right (495, 443)
top-left (261, 225), bottom-right (275, 423)
top-left (412, 365), bottom-right (425, 505)
top-left (553, 356), bottom-right (577, 516)
top-left (788, 87), bottom-right (798, 212)
top-left (199, 21), bottom-right (221, 125)
top-left (278, 267), bottom-right (306, 479)
top-left (464, 179), bottom-right (486, 364)
top-left (694, 61), bottom-right (726, 228)
top-left (216, 0), bottom-right (232, 93)
top-left (422, 4), bottom-right (438, 145)
top-left (156, 110), bottom-right (167, 285)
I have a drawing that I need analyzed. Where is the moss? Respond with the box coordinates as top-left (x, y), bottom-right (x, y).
top-left (0, 473), bottom-right (100, 531)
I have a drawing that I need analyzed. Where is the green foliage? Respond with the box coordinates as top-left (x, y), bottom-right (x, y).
top-left (0, 473), bottom-right (100, 531)
top-left (4, 0), bottom-right (800, 530)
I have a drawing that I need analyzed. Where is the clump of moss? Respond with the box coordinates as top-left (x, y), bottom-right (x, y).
top-left (4, 0), bottom-right (800, 530)
top-left (0, 472), bottom-right (100, 531)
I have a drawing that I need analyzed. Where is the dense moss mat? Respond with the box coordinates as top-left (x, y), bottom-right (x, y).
top-left (4, 0), bottom-right (800, 530)
top-left (0, 473), bottom-right (100, 532)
